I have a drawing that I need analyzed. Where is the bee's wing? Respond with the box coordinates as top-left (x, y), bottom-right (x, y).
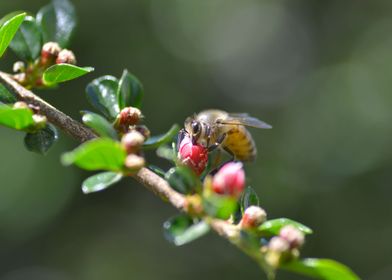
top-left (218, 114), bottom-right (272, 129)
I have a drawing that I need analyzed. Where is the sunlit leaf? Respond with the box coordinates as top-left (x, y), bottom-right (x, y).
top-left (9, 16), bottom-right (42, 61)
top-left (82, 111), bottom-right (117, 139)
top-left (0, 84), bottom-right (17, 103)
top-left (117, 69), bottom-right (144, 109)
top-left (61, 138), bottom-right (126, 171)
top-left (43, 64), bottom-right (94, 85)
top-left (36, 0), bottom-right (76, 48)
top-left (86, 75), bottom-right (120, 120)
top-left (143, 124), bottom-right (180, 150)
top-left (24, 124), bottom-right (58, 154)
top-left (258, 218), bottom-right (313, 236)
top-left (0, 103), bottom-right (34, 130)
top-left (82, 171), bottom-right (123, 194)
top-left (165, 166), bottom-right (201, 194)
top-left (240, 186), bottom-right (259, 214)
top-left (282, 258), bottom-right (360, 280)
top-left (163, 214), bottom-right (210, 246)
top-left (0, 12), bottom-right (26, 58)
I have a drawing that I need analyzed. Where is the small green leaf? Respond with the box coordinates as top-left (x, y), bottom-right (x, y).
top-left (165, 166), bottom-right (201, 194)
top-left (117, 69), bottom-right (144, 109)
top-left (82, 171), bottom-right (123, 194)
top-left (147, 165), bottom-right (166, 177)
top-left (0, 103), bottom-right (34, 130)
top-left (86, 76), bottom-right (120, 120)
top-left (156, 145), bottom-right (176, 161)
top-left (282, 258), bottom-right (360, 280)
top-left (0, 84), bottom-right (17, 103)
top-left (36, 0), bottom-right (76, 48)
top-left (82, 111), bottom-right (117, 139)
top-left (203, 194), bottom-right (238, 220)
top-left (24, 124), bottom-right (58, 154)
top-left (143, 124), bottom-right (180, 150)
top-left (0, 12), bottom-right (26, 58)
top-left (61, 138), bottom-right (126, 171)
top-left (240, 186), bottom-right (259, 214)
top-left (258, 218), bottom-right (313, 236)
top-left (163, 214), bottom-right (210, 246)
top-left (43, 64), bottom-right (94, 85)
top-left (9, 16), bottom-right (42, 61)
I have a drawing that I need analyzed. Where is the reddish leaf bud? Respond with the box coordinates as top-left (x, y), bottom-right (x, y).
top-left (124, 154), bottom-right (145, 171)
top-left (177, 135), bottom-right (208, 175)
top-left (56, 49), bottom-right (77, 65)
top-left (279, 225), bottom-right (305, 249)
top-left (41, 42), bottom-right (61, 65)
top-left (240, 206), bottom-right (267, 229)
top-left (117, 107), bottom-right (142, 130)
top-left (121, 131), bottom-right (145, 154)
top-left (212, 162), bottom-right (245, 198)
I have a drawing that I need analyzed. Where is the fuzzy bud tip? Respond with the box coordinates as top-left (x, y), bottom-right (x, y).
top-left (124, 154), bottom-right (145, 171)
top-left (56, 49), bottom-right (77, 65)
top-left (240, 206), bottom-right (267, 229)
top-left (121, 131), bottom-right (145, 154)
top-left (279, 225), bottom-right (305, 248)
top-left (41, 42), bottom-right (61, 63)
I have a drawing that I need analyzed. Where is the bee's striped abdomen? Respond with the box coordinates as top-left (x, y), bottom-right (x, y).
top-left (223, 126), bottom-right (257, 161)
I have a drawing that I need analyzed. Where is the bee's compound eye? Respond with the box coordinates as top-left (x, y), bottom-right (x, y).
top-left (191, 122), bottom-right (201, 134)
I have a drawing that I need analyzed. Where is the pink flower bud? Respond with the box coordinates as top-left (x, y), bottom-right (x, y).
top-left (268, 236), bottom-right (290, 253)
top-left (240, 206), bottom-right (267, 229)
top-left (279, 225), bottom-right (305, 248)
top-left (56, 49), bottom-right (77, 65)
top-left (121, 131), bottom-right (145, 154)
top-left (212, 162), bottom-right (245, 198)
top-left (41, 42), bottom-right (61, 65)
top-left (178, 135), bottom-right (208, 175)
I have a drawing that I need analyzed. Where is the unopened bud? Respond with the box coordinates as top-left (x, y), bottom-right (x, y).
top-left (13, 101), bottom-right (29, 109)
top-left (240, 206), bottom-right (267, 229)
top-left (41, 42), bottom-right (61, 65)
top-left (177, 135), bottom-right (208, 175)
top-left (279, 225), bottom-right (305, 248)
top-left (117, 107), bottom-right (142, 129)
top-left (212, 162), bottom-right (245, 198)
top-left (124, 154), bottom-right (145, 171)
top-left (56, 49), bottom-right (76, 65)
top-left (121, 131), bottom-right (145, 154)
top-left (32, 114), bottom-right (47, 129)
top-left (13, 61), bottom-right (25, 73)
top-left (268, 236), bottom-right (290, 253)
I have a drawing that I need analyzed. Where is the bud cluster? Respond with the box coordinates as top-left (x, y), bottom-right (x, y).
top-left (264, 225), bottom-right (305, 268)
top-left (41, 42), bottom-right (76, 66)
top-left (118, 107), bottom-right (149, 173)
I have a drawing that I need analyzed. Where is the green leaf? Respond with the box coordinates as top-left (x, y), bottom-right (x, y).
top-left (43, 64), bottom-right (94, 85)
top-left (163, 214), bottom-right (210, 246)
top-left (203, 194), bottom-right (238, 220)
top-left (0, 84), bottom-right (17, 103)
top-left (165, 166), bottom-right (201, 194)
top-left (156, 144), bottom-right (176, 161)
top-left (24, 124), bottom-right (58, 154)
top-left (258, 218), bottom-right (313, 237)
top-left (147, 165), bottom-right (166, 177)
top-left (117, 69), bottom-right (144, 109)
top-left (0, 12), bottom-right (26, 58)
top-left (82, 171), bottom-right (123, 194)
top-left (61, 138), bottom-right (126, 171)
top-left (282, 258), bottom-right (360, 280)
top-left (82, 111), bottom-right (117, 139)
top-left (36, 0), bottom-right (76, 48)
top-left (240, 186), bottom-right (260, 214)
top-left (143, 124), bottom-right (180, 150)
top-left (0, 103), bottom-right (34, 130)
top-left (86, 76), bottom-right (120, 120)
top-left (9, 16), bottom-right (42, 61)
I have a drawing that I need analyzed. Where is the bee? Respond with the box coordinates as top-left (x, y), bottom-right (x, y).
top-left (181, 109), bottom-right (272, 161)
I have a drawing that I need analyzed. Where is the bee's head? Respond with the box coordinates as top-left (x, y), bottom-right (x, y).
top-left (185, 118), bottom-right (203, 145)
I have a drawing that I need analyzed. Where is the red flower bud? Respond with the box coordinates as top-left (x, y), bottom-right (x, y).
top-left (212, 162), bottom-right (245, 198)
top-left (240, 206), bottom-right (267, 229)
top-left (116, 107), bottom-right (142, 132)
top-left (41, 42), bottom-right (61, 65)
top-left (178, 135), bottom-right (208, 175)
top-left (56, 49), bottom-right (77, 65)
top-left (279, 225), bottom-right (305, 249)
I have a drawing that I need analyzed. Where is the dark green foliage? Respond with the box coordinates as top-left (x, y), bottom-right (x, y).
top-left (82, 171), bottom-right (123, 194)
top-left (165, 166), bottom-right (201, 194)
top-left (143, 124), bottom-right (180, 149)
top-left (118, 69), bottom-right (144, 109)
top-left (82, 111), bottom-right (117, 139)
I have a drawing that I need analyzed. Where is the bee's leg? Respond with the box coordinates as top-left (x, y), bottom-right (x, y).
top-left (177, 129), bottom-right (187, 151)
top-left (207, 133), bottom-right (226, 152)
top-left (223, 147), bottom-right (236, 162)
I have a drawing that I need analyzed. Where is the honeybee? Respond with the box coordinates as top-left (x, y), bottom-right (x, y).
top-left (182, 109), bottom-right (272, 161)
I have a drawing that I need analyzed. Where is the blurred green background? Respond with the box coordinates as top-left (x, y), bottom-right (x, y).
top-left (1, 0), bottom-right (392, 279)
